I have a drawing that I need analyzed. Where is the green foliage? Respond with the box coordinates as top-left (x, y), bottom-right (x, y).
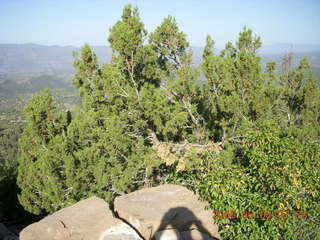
top-left (108, 5), bottom-right (160, 87)
top-left (149, 15), bottom-right (189, 70)
top-left (109, 5), bottom-right (146, 59)
top-left (16, 5), bottom-right (320, 239)
top-left (0, 127), bottom-right (20, 180)
top-left (17, 89), bottom-right (71, 214)
top-left (294, 70), bottom-right (320, 142)
top-left (201, 28), bottom-right (265, 142)
top-left (168, 126), bottom-right (320, 239)
top-left (0, 127), bottom-right (21, 219)
top-left (17, 5), bottom-right (201, 214)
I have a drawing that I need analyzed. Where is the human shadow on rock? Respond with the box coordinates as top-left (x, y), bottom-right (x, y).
top-left (153, 207), bottom-right (219, 240)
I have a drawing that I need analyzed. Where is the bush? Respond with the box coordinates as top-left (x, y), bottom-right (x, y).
top-left (168, 126), bottom-right (320, 239)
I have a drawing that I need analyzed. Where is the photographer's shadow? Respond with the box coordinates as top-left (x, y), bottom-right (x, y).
top-left (153, 207), bottom-right (219, 240)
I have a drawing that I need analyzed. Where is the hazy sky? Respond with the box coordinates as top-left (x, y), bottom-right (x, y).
top-left (1, 0), bottom-right (320, 48)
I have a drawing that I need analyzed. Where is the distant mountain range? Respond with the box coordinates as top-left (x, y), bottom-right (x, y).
top-left (0, 43), bottom-right (319, 77)
top-left (0, 43), bottom-right (112, 74)
top-left (259, 43), bottom-right (320, 55)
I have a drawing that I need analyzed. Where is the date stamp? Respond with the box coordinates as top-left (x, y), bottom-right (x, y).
top-left (212, 210), bottom-right (308, 220)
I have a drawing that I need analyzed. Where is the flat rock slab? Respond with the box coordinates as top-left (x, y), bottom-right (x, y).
top-left (114, 184), bottom-right (220, 240)
top-left (19, 197), bottom-right (141, 240)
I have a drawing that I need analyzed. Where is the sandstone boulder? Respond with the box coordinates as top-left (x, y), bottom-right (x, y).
top-left (114, 184), bottom-right (220, 240)
top-left (20, 197), bottom-right (141, 240)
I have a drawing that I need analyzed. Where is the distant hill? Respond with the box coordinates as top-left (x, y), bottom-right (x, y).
top-left (259, 43), bottom-right (320, 55)
top-left (0, 72), bottom-right (74, 99)
top-left (0, 43), bottom-right (319, 78)
top-left (0, 43), bottom-right (112, 74)
top-left (260, 51), bottom-right (320, 80)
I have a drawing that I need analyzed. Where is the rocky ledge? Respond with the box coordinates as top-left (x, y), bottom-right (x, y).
top-left (19, 184), bottom-right (220, 240)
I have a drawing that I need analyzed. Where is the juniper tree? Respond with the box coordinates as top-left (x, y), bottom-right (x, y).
top-left (17, 5), bottom-right (319, 219)
top-left (265, 56), bottom-right (320, 141)
top-left (149, 16), bottom-right (189, 71)
top-left (72, 44), bottom-right (102, 109)
top-left (65, 5), bottom-right (203, 199)
top-left (201, 28), bottom-right (266, 143)
top-left (17, 89), bottom-right (71, 214)
top-left (302, 72), bottom-right (320, 135)
top-left (67, 5), bottom-right (157, 197)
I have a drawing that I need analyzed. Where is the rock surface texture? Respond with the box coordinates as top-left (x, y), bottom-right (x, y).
top-left (19, 185), bottom-right (220, 240)
top-left (114, 184), bottom-right (220, 240)
top-left (19, 197), bottom-right (141, 240)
